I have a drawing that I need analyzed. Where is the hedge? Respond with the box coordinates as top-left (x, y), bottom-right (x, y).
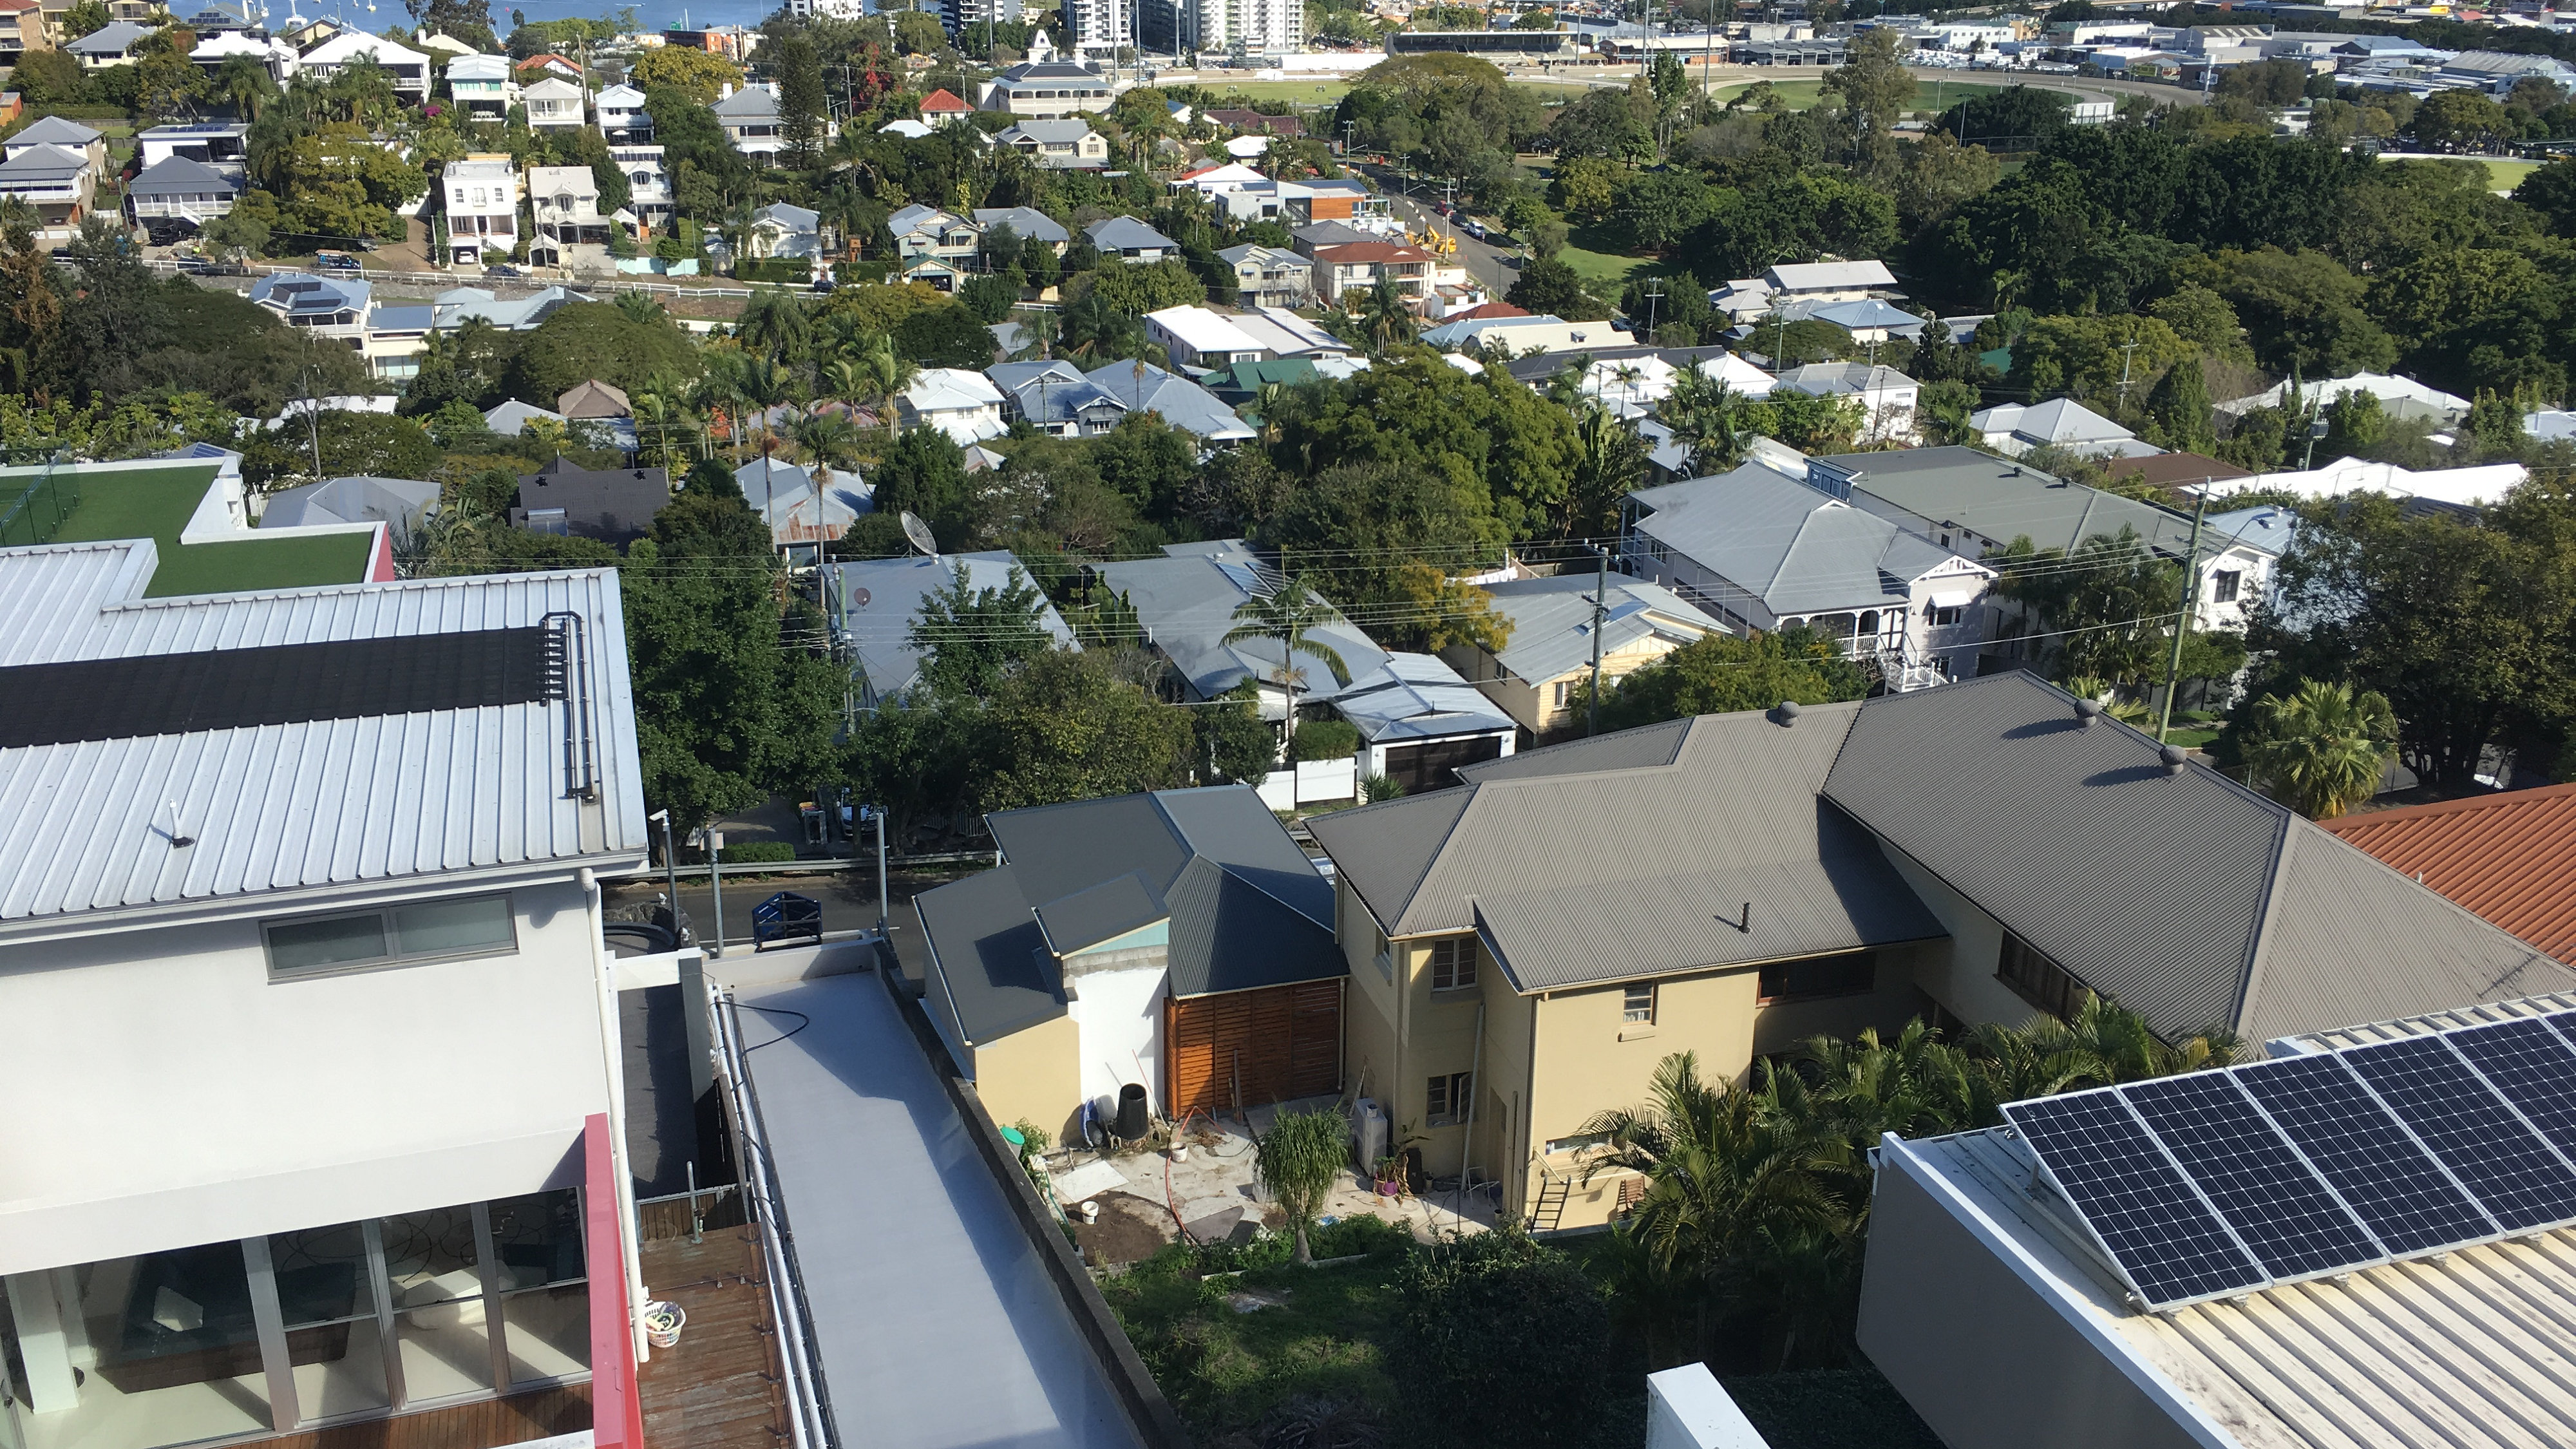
top-left (717, 841), bottom-right (799, 864)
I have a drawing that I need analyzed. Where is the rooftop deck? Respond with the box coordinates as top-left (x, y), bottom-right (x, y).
top-left (26, 461), bottom-right (375, 595)
top-left (731, 970), bottom-right (1151, 1449)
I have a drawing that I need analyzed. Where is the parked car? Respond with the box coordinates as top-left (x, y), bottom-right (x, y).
top-left (484, 263), bottom-right (524, 279)
top-left (1458, 217), bottom-right (1488, 240)
top-left (315, 252), bottom-right (362, 272)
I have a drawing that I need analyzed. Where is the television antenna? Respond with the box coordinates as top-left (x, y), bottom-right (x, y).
top-left (900, 509), bottom-right (939, 558)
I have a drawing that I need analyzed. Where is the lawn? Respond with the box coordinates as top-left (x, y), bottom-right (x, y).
top-left (48, 463), bottom-right (375, 596)
top-left (2482, 158), bottom-right (2539, 191)
top-left (1101, 1224), bottom-right (1943, 1449)
top-left (1558, 241), bottom-right (1654, 288)
top-left (1705, 77), bottom-right (2010, 117)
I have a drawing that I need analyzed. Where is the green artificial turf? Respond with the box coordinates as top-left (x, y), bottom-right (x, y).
top-left (45, 463), bottom-right (373, 596)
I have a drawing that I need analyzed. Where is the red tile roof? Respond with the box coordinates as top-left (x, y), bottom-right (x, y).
top-left (1444, 301), bottom-right (1528, 321)
top-left (2321, 783), bottom-right (2576, 963)
top-left (920, 88), bottom-right (972, 111)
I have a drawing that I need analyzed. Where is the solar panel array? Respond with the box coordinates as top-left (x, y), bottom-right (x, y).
top-left (2000, 1009), bottom-right (2576, 1311)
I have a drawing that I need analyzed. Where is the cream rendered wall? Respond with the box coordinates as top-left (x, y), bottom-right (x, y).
top-left (974, 1012), bottom-right (1084, 1147)
top-left (1877, 849), bottom-right (2048, 1029)
top-left (1066, 959), bottom-right (1166, 1124)
top-left (1338, 878), bottom-right (1403, 1130)
top-left (1396, 934), bottom-right (1488, 1179)
top-left (0, 878), bottom-right (607, 1276)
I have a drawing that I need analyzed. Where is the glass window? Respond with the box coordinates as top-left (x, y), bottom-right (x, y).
top-left (485, 1193), bottom-right (583, 1292)
top-left (1430, 936), bottom-right (1476, 991)
top-left (1623, 983), bottom-right (1656, 1024)
top-left (381, 1208), bottom-right (492, 1403)
top-left (2210, 569), bottom-right (2242, 603)
top-left (1998, 933), bottom-right (2086, 1021)
top-left (263, 895), bottom-right (514, 978)
top-left (1425, 1071), bottom-right (1472, 1126)
top-left (1, 1240), bottom-right (274, 1449)
top-left (1758, 952), bottom-right (1876, 1003)
top-left (267, 1224), bottom-right (389, 1420)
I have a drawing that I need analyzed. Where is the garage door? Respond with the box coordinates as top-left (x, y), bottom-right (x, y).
top-left (1166, 980), bottom-right (1343, 1119)
top-left (1383, 735), bottom-right (1504, 794)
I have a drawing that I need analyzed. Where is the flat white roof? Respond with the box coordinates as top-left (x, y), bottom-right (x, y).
top-left (1145, 304), bottom-right (1262, 355)
top-left (0, 541), bottom-right (646, 936)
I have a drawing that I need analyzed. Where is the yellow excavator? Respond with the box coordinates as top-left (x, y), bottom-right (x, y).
top-left (1405, 226), bottom-right (1460, 258)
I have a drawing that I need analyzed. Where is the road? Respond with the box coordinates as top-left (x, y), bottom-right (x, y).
top-left (1364, 166), bottom-right (1528, 295)
top-left (608, 864), bottom-right (974, 983)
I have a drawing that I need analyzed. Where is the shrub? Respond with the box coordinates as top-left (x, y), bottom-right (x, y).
top-left (717, 841), bottom-right (797, 864)
top-left (1392, 1226), bottom-right (1611, 1447)
top-left (1289, 719), bottom-right (1359, 762)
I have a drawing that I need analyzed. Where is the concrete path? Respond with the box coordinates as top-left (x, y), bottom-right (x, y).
top-left (734, 972), bottom-right (1146, 1449)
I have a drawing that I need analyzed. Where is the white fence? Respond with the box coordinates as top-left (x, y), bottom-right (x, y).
top-left (1256, 757), bottom-right (1358, 811)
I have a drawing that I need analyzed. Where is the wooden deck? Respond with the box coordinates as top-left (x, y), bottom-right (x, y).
top-left (236, 1387), bottom-right (590, 1449)
top-left (636, 1226), bottom-right (788, 1449)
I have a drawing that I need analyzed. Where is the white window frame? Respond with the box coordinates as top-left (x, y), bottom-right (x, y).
top-left (1623, 982), bottom-right (1656, 1025)
top-left (1426, 1070), bottom-right (1473, 1126)
top-left (1430, 936), bottom-right (1477, 992)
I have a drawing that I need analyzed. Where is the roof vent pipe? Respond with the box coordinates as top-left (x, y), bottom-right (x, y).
top-left (2074, 697), bottom-right (2102, 727)
top-left (2161, 744), bottom-right (2190, 775)
top-left (1776, 699), bottom-right (1801, 727)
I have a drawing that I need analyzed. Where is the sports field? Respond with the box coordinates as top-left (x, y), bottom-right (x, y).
top-left (1707, 77), bottom-right (2014, 116)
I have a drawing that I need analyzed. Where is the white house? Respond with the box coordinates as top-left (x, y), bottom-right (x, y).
top-left (526, 164), bottom-right (607, 268)
top-left (1142, 305), bottom-right (1269, 370)
top-left (125, 155), bottom-right (236, 224)
top-left (609, 144), bottom-right (672, 229)
top-left (710, 82), bottom-right (784, 162)
top-left (1418, 312), bottom-right (1609, 357)
top-left (1772, 362), bottom-right (1920, 446)
top-left (297, 32), bottom-right (431, 102)
top-left (440, 154), bottom-right (520, 266)
top-left (442, 52), bottom-right (516, 118)
top-left (2215, 370), bottom-right (2472, 427)
top-left (521, 75), bottom-right (588, 132)
top-left (135, 121), bottom-right (248, 178)
top-left (1969, 397), bottom-right (2157, 459)
top-left (0, 538), bottom-right (652, 1449)
top-left (1709, 259), bottom-right (1902, 325)
top-left (993, 118), bottom-right (1110, 168)
top-left (899, 368), bottom-right (1009, 444)
top-left (189, 28), bottom-right (299, 82)
top-left (592, 82), bottom-right (652, 140)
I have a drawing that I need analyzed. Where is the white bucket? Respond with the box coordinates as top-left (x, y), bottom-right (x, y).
top-left (1171, 1143), bottom-right (1190, 1163)
top-left (642, 1301), bottom-right (685, 1349)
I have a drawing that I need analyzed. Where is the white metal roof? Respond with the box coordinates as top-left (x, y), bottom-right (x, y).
top-left (0, 542), bottom-right (647, 936)
top-left (1145, 305), bottom-right (1263, 355)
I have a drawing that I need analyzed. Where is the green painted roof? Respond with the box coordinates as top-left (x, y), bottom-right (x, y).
top-left (28, 460), bottom-right (375, 597)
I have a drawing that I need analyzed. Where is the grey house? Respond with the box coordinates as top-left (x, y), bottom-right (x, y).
top-left (1624, 459), bottom-right (1996, 692)
top-left (1084, 214), bottom-right (1179, 262)
top-left (510, 459), bottom-right (670, 545)
top-left (986, 360), bottom-right (1127, 437)
top-left (259, 474), bottom-right (439, 533)
top-left (826, 551), bottom-right (1074, 706)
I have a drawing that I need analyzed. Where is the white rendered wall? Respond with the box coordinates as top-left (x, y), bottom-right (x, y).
top-left (0, 876), bottom-right (609, 1275)
top-left (1068, 961), bottom-right (1165, 1121)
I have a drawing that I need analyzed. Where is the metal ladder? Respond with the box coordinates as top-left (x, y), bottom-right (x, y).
top-left (1525, 1171), bottom-right (1571, 1233)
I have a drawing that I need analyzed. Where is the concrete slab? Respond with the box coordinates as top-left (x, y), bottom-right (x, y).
top-left (734, 974), bottom-right (1146, 1449)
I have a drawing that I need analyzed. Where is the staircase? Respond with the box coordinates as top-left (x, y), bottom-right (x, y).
top-left (1525, 1173), bottom-right (1571, 1233)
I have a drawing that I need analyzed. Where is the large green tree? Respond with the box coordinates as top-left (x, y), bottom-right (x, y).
top-left (1575, 629), bottom-right (1867, 733)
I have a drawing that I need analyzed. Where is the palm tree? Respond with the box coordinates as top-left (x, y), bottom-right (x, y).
top-left (214, 55), bottom-right (279, 122)
top-left (1356, 276), bottom-right (1416, 356)
top-left (735, 288), bottom-right (813, 367)
top-left (790, 408), bottom-right (862, 478)
top-left (732, 354), bottom-right (802, 460)
top-left (1660, 368), bottom-right (1752, 475)
top-left (1253, 1107), bottom-right (1350, 1266)
top-left (2242, 679), bottom-right (2398, 820)
top-left (1221, 574), bottom-right (1352, 756)
top-left (614, 290), bottom-right (667, 327)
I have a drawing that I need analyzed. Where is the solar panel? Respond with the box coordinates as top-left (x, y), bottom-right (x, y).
top-left (2119, 1072), bottom-right (2382, 1280)
top-left (2344, 1036), bottom-right (2576, 1233)
top-left (2003, 1092), bottom-right (2267, 1309)
top-left (2235, 1054), bottom-right (2495, 1255)
top-left (2454, 1015), bottom-right (2576, 1159)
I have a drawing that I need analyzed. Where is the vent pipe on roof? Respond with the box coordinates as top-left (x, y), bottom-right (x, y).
top-left (2074, 697), bottom-right (2102, 728)
top-left (2161, 744), bottom-right (2190, 775)
top-left (1774, 699), bottom-right (1801, 727)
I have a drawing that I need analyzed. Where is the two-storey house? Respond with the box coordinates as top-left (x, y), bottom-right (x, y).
top-left (442, 52), bottom-right (516, 118)
top-left (440, 154), bottom-right (519, 266)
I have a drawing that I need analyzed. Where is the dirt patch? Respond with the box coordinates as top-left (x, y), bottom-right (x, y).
top-left (1072, 1190), bottom-right (1173, 1267)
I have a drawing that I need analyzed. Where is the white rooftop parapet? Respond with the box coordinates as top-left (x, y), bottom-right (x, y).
top-left (1647, 1363), bottom-right (1772, 1449)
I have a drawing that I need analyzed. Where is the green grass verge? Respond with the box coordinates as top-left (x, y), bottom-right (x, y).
top-left (1557, 243), bottom-right (1654, 287)
top-left (1194, 76), bottom-right (1594, 106)
top-left (2483, 158), bottom-right (2539, 191)
top-left (1707, 77), bottom-right (2013, 116)
top-left (49, 463), bottom-right (373, 596)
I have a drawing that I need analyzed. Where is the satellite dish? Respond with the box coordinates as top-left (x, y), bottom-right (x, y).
top-left (852, 586), bottom-right (872, 607)
top-left (899, 510), bottom-right (938, 558)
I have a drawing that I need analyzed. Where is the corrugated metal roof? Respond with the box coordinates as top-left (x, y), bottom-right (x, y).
top-left (1631, 464), bottom-right (1989, 617)
top-left (1331, 652), bottom-right (1515, 745)
top-left (1097, 547), bottom-right (1387, 703)
top-left (0, 541), bottom-right (645, 932)
top-left (1164, 855), bottom-right (1343, 997)
top-left (1456, 717), bottom-right (1692, 782)
top-left (1476, 574), bottom-right (1725, 683)
top-left (2320, 785), bottom-right (2576, 965)
top-left (1032, 870), bottom-right (1164, 956)
top-left (1821, 672), bottom-right (2573, 1041)
top-left (1899, 1124), bottom-right (2576, 1449)
top-left (913, 863), bottom-right (1066, 1043)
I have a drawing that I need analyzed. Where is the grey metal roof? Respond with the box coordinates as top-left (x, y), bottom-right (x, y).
top-left (1971, 397), bottom-right (2134, 447)
top-left (1084, 216), bottom-right (1178, 252)
top-left (1819, 670), bottom-right (2573, 1041)
top-left (710, 84), bottom-right (779, 118)
top-left (1308, 701), bottom-right (1937, 989)
top-left (1095, 545), bottom-right (1387, 703)
top-left (1772, 362), bottom-right (1914, 397)
top-left (258, 474), bottom-right (437, 529)
top-left (0, 541), bottom-right (647, 933)
top-left (916, 787), bottom-right (1340, 1036)
top-left (128, 155), bottom-right (235, 196)
top-left (9, 116), bottom-right (102, 149)
top-left (1474, 573), bottom-right (1725, 683)
top-left (1080, 361), bottom-right (1251, 440)
top-left (1331, 652), bottom-right (1515, 745)
top-left (913, 863), bottom-right (1067, 1042)
top-left (972, 206), bottom-right (1070, 244)
top-left (65, 20), bottom-right (153, 53)
top-left (1629, 464), bottom-right (1982, 617)
top-left (830, 553), bottom-right (1074, 705)
top-left (0, 145), bottom-right (90, 183)
top-left (1001, 119), bottom-right (1098, 145)
top-left (1830, 446), bottom-right (2273, 563)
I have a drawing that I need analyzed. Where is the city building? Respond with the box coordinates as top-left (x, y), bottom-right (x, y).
top-left (937, 0), bottom-right (1022, 39)
top-left (0, 0), bottom-right (50, 66)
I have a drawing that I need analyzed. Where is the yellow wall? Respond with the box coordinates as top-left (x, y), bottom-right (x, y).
top-left (1879, 851), bottom-right (2050, 1030)
top-left (973, 1012), bottom-right (1083, 1148)
top-left (1439, 634), bottom-right (1689, 739)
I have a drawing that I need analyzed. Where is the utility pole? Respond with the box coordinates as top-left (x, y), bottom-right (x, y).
top-left (1587, 544), bottom-right (1608, 737)
top-left (2115, 333), bottom-right (2141, 411)
top-left (302, 366), bottom-right (323, 482)
top-left (2155, 488), bottom-right (2210, 744)
top-left (1642, 276), bottom-right (1663, 339)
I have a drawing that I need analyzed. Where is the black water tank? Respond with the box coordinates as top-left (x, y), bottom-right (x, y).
top-left (1115, 1083), bottom-right (1150, 1141)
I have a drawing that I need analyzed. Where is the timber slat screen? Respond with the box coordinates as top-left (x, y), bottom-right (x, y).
top-left (1167, 980), bottom-right (1343, 1117)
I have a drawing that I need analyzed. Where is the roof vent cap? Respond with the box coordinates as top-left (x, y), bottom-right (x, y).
top-left (2161, 743), bottom-right (2190, 775)
top-left (2074, 697), bottom-right (2102, 726)
top-left (1775, 699), bottom-right (1801, 727)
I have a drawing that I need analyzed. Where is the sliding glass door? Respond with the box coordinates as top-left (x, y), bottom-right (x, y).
top-left (0, 1191), bottom-right (588, 1449)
